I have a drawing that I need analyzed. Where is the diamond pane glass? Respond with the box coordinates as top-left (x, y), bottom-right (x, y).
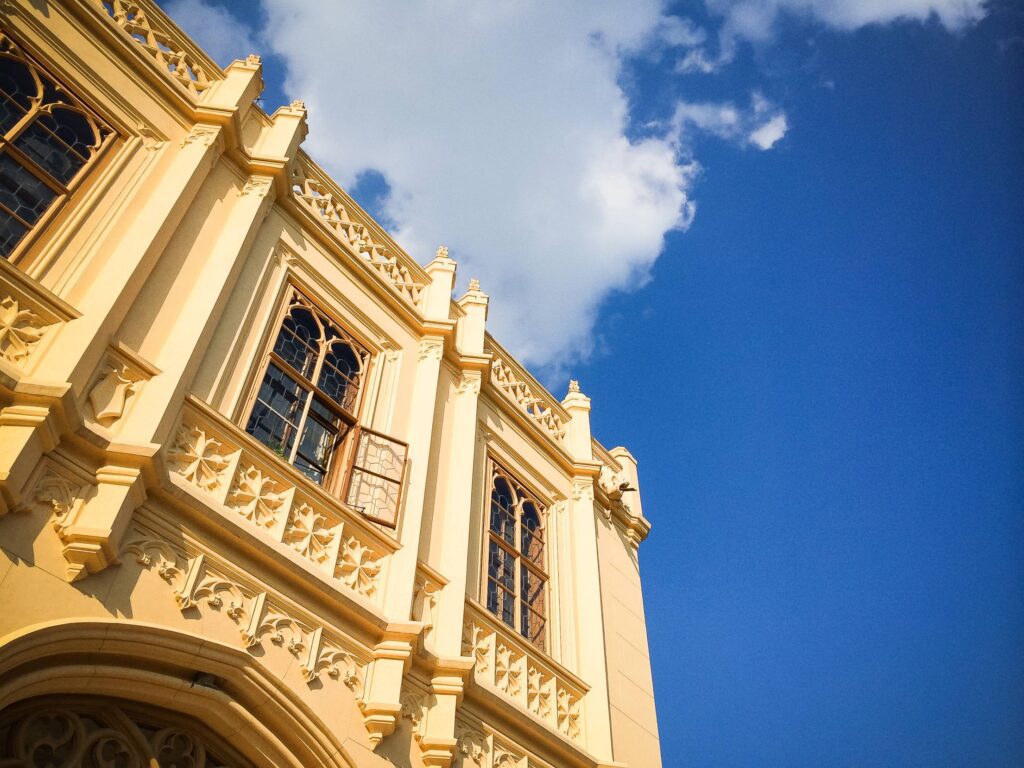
top-left (273, 307), bottom-right (319, 377)
top-left (521, 501), bottom-right (544, 565)
top-left (245, 363), bottom-right (308, 460)
top-left (0, 55), bottom-right (34, 134)
top-left (490, 476), bottom-right (515, 545)
top-left (318, 338), bottom-right (361, 411)
top-left (0, 152), bottom-right (56, 225)
top-left (14, 109), bottom-right (92, 186)
top-left (0, 208), bottom-right (27, 258)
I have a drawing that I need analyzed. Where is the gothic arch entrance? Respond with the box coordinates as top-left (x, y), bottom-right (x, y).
top-left (0, 620), bottom-right (361, 768)
top-left (0, 695), bottom-right (250, 767)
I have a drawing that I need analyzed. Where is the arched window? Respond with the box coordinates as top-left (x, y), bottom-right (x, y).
top-left (246, 291), bottom-right (370, 487)
top-left (0, 35), bottom-right (110, 259)
top-left (486, 462), bottom-right (548, 650)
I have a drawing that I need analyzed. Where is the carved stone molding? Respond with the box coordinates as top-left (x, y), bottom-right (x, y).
top-left (30, 465), bottom-right (91, 535)
top-left (458, 371), bottom-right (483, 395)
top-left (239, 175), bottom-right (273, 198)
top-left (126, 531), bottom-right (367, 693)
top-left (180, 124), bottom-right (220, 149)
top-left (490, 357), bottom-right (566, 444)
top-left (418, 338), bottom-right (444, 362)
top-left (168, 424), bottom-right (234, 494)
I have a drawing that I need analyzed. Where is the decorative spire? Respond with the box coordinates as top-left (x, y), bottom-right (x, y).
top-left (468, 278), bottom-right (481, 292)
top-left (246, 54), bottom-right (262, 66)
top-left (435, 245), bottom-right (449, 260)
top-left (568, 379), bottom-right (580, 393)
top-left (289, 99), bottom-right (306, 110)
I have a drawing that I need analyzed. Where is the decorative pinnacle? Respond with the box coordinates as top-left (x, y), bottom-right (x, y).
top-left (468, 278), bottom-right (481, 292)
top-left (568, 380), bottom-right (580, 393)
top-left (289, 99), bottom-right (306, 110)
top-left (246, 54), bottom-right (262, 66)
top-left (435, 245), bottom-right (449, 260)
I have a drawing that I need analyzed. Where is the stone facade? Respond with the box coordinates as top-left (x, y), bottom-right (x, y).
top-left (0, 2), bottom-right (661, 766)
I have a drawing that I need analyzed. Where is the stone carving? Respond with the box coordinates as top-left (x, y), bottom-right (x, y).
top-left (413, 573), bottom-right (441, 644)
top-left (282, 502), bottom-right (335, 564)
top-left (239, 175), bottom-right (273, 198)
top-left (0, 701), bottom-right (240, 767)
top-left (168, 425), bottom-right (232, 492)
top-left (127, 530), bottom-right (366, 691)
top-left (455, 727), bottom-right (489, 767)
top-left (495, 643), bottom-right (522, 697)
top-left (435, 245), bottom-right (449, 260)
top-left (490, 357), bottom-right (566, 443)
top-left (493, 745), bottom-right (526, 768)
top-left (464, 622), bottom-right (492, 675)
top-left (556, 686), bottom-right (581, 741)
top-left (572, 477), bottom-right (595, 506)
top-left (458, 371), bottom-right (482, 395)
top-left (292, 164), bottom-right (424, 306)
top-left (418, 337), bottom-right (444, 361)
top-left (246, 53), bottom-right (262, 66)
top-left (87, 359), bottom-right (144, 428)
top-left (463, 608), bottom-right (584, 743)
top-left (98, 0), bottom-right (218, 97)
top-left (527, 665), bottom-right (553, 719)
top-left (180, 123), bottom-right (219, 148)
top-left (226, 464), bottom-right (286, 528)
top-left (400, 689), bottom-right (428, 740)
top-left (598, 465), bottom-right (636, 520)
top-left (568, 379), bottom-right (580, 393)
top-left (0, 296), bottom-right (48, 364)
top-left (335, 537), bottom-right (382, 597)
top-left (468, 277), bottom-right (481, 292)
top-left (31, 468), bottom-right (89, 534)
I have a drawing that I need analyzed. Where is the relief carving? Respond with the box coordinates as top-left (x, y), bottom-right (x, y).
top-left (226, 464), bottom-right (286, 528)
top-left (167, 425), bottom-right (232, 493)
top-left (282, 501), bottom-right (335, 564)
top-left (0, 296), bottom-right (48, 365)
top-left (455, 727), bottom-right (489, 767)
top-left (87, 358), bottom-right (145, 428)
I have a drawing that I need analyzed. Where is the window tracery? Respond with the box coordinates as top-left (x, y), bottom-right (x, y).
top-left (0, 34), bottom-right (111, 259)
top-left (485, 461), bottom-right (548, 650)
top-left (245, 289), bottom-right (407, 527)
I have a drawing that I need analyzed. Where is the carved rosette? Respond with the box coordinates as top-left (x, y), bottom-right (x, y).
top-left (226, 464), bottom-right (287, 528)
top-left (282, 501), bottom-right (336, 564)
top-left (335, 537), bottom-right (383, 598)
top-left (167, 425), bottom-right (232, 493)
top-left (0, 295), bottom-right (49, 365)
top-left (527, 665), bottom-right (553, 719)
top-left (556, 686), bottom-right (582, 741)
top-left (495, 643), bottom-right (523, 697)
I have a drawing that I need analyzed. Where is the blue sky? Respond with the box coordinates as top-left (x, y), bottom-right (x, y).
top-left (166, 1), bottom-right (1023, 764)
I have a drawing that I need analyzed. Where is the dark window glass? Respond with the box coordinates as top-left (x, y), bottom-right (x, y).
top-left (0, 153), bottom-right (56, 224)
top-left (485, 466), bottom-right (548, 650)
top-left (0, 55), bottom-right (35, 134)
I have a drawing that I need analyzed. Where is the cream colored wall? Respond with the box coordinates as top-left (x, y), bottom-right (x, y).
top-left (0, 1), bottom-right (663, 767)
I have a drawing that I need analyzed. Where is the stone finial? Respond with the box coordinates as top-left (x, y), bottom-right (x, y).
top-left (435, 245), bottom-right (450, 260)
top-left (246, 54), bottom-right (262, 66)
top-left (568, 379), bottom-right (580, 393)
top-left (290, 99), bottom-right (306, 111)
top-left (468, 278), bottom-right (481, 292)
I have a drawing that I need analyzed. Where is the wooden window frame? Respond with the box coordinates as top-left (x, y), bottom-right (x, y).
top-left (484, 457), bottom-right (550, 651)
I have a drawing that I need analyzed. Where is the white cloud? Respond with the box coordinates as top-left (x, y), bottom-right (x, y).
top-left (162, 0), bottom-right (260, 67)
top-left (679, 0), bottom-right (988, 71)
top-left (259, 0), bottom-right (697, 367)
top-left (672, 91), bottom-right (789, 150)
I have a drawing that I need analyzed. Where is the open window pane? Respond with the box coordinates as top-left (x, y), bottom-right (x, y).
top-left (345, 428), bottom-right (407, 527)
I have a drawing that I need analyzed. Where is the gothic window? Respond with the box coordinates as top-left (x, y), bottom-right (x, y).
top-left (246, 289), bottom-right (408, 527)
top-left (486, 462), bottom-right (548, 651)
top-left (0, 35), bottom-right (111, 260)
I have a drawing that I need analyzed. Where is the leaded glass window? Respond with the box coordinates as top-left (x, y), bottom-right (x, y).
top-left (486, 462), bottom-right (548, 650)
top-left (246, 291), bottom-right (370, 487)
top-left (0, 34), bottom-right (111, 260)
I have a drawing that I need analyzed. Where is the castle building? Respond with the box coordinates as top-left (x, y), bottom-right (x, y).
top-left (0, 2), bottom-right (661, 766)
